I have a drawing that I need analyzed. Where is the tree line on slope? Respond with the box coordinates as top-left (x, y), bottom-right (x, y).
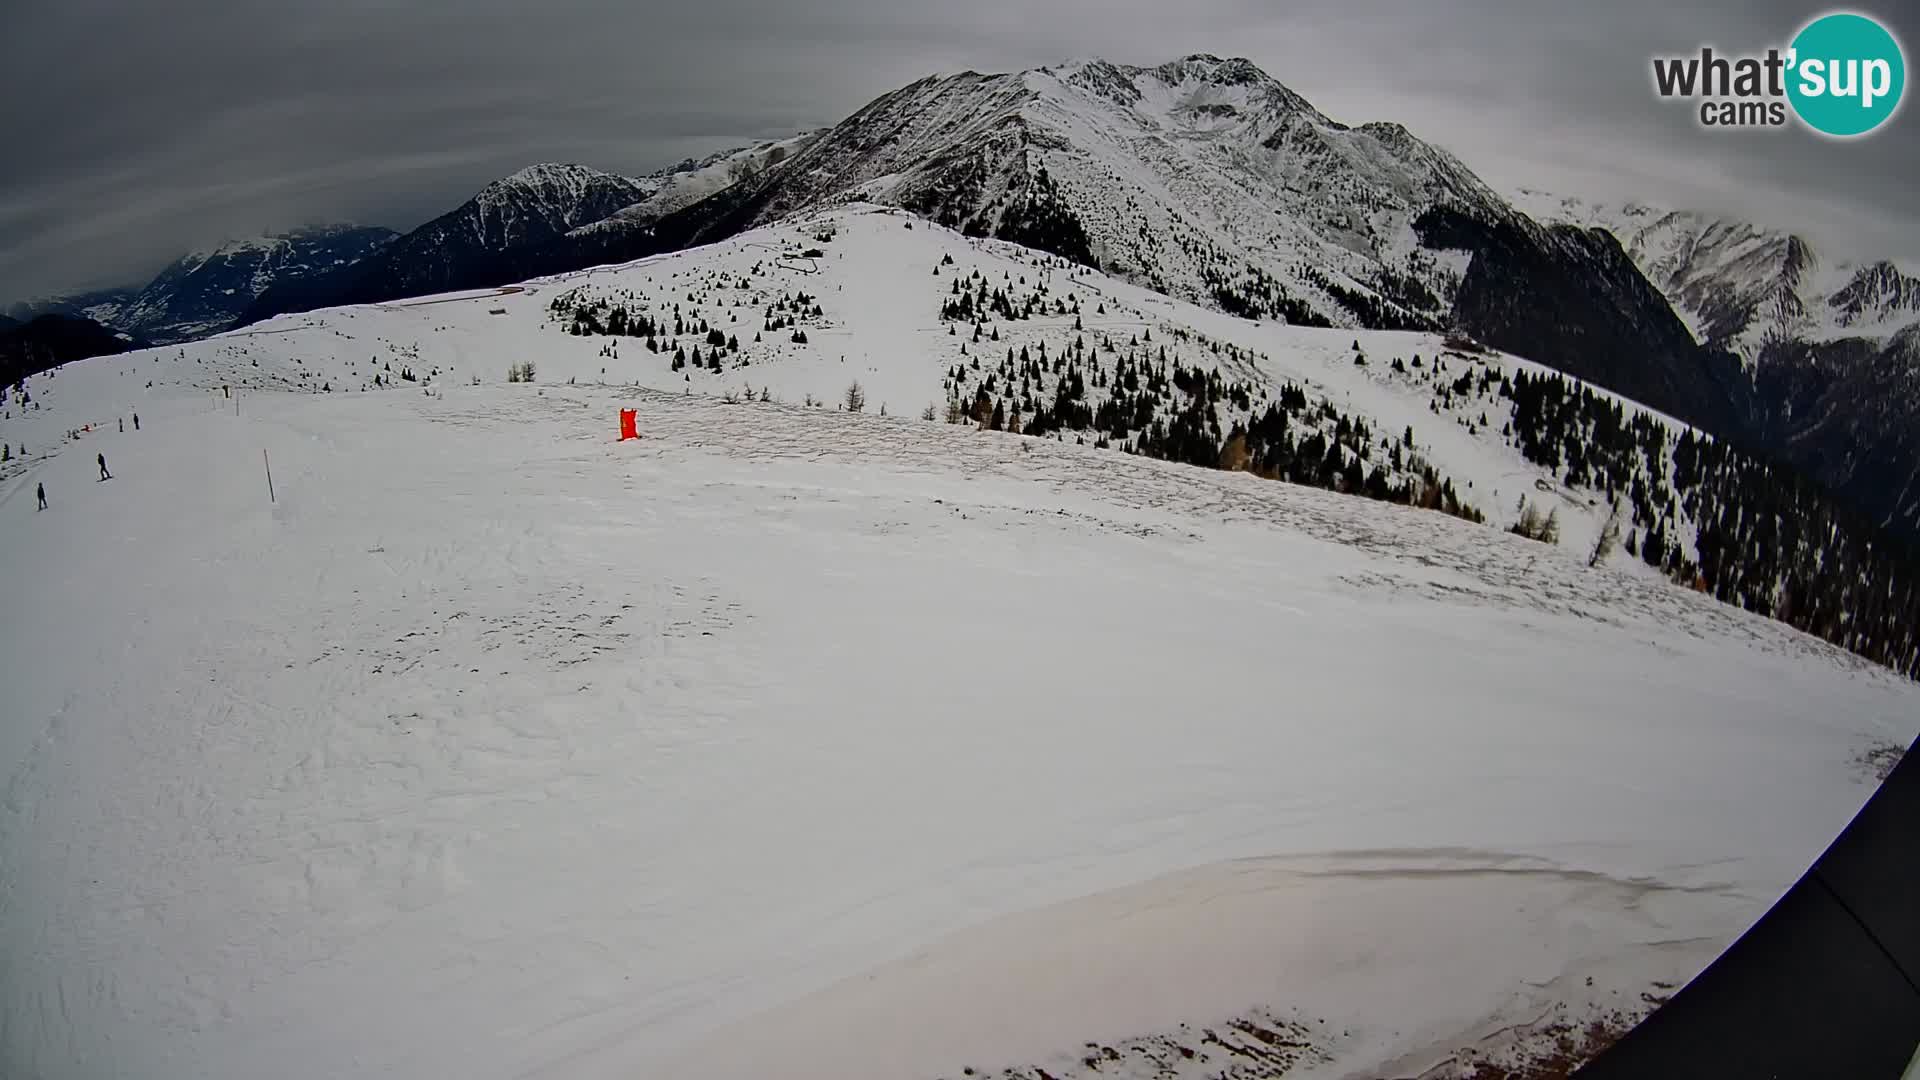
top-left (1358, 341), bottom-right (1920, 678)
top-left (937, 313), bottom-right (1484, 526)
top-left (1502, 368), bottom-right (1920, 677)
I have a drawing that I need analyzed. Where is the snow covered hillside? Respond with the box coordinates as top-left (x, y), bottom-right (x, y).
top-left (3, 205), bottom-right (1917, 1080)
top-left (204, 206), bottom-right (1678, 554)
top-left (28, 205), bottom-right (1920, 673)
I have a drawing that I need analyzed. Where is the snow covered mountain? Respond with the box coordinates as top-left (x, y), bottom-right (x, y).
top-left (1512, 190), bottom-right (1920, 360)
top-left (575, 54), bottom-right (1717, 391)
top-left (120, 224), bottom-right (398, 344)
top-left (4, 285), bottom-right (141, 330)
top-left (567, 133), bottom-right (822, 238)
top-left (4, 227), bottom-right (397, 346)
top-left (1514, 191), bottom-right (1920, 538)
top-left (689, 55), bottom-right (1508, 329)
top-left (430, 163), bottom-right (659, 250)
top-left (245, 165), bottom-right (658, 314)
top-left (669, 57), bottom-right (1736, 436)
top-left (4, 203), bottom-right (1916, 1080)
top-left (244, 150), bottom-right (829, 322)
top-left (240, 58), bottom-right (1739, 446)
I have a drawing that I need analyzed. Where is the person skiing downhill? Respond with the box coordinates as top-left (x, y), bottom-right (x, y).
top-left (98, 453), bottom-right (111, 481)
top-left (36, 483), bottom-right (47, 511)
top-left (133, 413), bottom-right (140, 431)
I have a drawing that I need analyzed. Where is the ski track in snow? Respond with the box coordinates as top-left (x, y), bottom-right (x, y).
top-left (2, 214), bottom-right (1918, 1080)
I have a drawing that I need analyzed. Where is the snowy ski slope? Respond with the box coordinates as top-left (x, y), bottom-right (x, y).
top-left (111, 205), bottom-right (1709, 560)
top-left (2, 206), bottom-right (1916, 1080)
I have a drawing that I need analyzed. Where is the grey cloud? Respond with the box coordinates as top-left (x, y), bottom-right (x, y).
top-left (2, 0), bottom-right (1916, 299)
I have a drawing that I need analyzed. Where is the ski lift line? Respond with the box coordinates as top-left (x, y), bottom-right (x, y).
top-left (383, 285), bottom-right (529, 311)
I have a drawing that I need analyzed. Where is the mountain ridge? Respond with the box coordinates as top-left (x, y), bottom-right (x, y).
top-left (246, 140), bottom-right (821, 321)
top-left (121, 223), bottom-right (399, 344)
top-left (5, 225), bottom-right (397, 347)
top-left (1509, 189), bottom-right (1920, 359)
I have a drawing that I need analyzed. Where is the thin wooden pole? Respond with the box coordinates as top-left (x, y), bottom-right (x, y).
top-left (263, 449), bottom-right (275, 504)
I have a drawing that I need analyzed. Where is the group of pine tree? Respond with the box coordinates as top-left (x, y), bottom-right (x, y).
top-left (938, 324), bottom-right (1481, 526)
top-left (548, 281), bottom-right (821, 376)
top-left (934, 260), bottom-right (1477, 520)
top-left (1200, 256), bottom-right (1443, 333)
top-left (1498, 367), bottom-right (1919, 677)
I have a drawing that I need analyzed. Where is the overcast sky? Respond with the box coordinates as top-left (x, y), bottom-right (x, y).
top-left (3, 0), bottom-right (1915, 299)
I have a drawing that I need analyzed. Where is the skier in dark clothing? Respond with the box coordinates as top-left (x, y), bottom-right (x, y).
top-left (36, 483), bottom-right (47, 511)
top-left (119, 417), bottom-right (124, 433)
top-left (98, 453), bottom-right (111, 481)
top-left (133, 413), bottom-right (140, 431)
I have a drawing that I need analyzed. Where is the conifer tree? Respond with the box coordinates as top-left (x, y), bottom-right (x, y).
top-left (1589, 500), bottom-right (1623, 567)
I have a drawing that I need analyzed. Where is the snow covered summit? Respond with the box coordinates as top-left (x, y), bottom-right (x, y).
top-left (674, 53), bottom-right (1514, 334)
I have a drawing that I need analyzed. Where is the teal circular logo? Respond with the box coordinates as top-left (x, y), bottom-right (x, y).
top-left (1787, 12), bottom-right (1906, 137)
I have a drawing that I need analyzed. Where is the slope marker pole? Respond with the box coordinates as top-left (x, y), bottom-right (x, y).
top-left (263, 449), bottom-right (275, 504)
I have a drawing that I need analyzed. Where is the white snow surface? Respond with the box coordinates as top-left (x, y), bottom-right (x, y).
top-left (2, 206), bottom-right (1916, 1080)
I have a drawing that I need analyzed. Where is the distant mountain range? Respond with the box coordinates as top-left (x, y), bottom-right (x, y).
top-left (6, 225), bottom-right (397, 346)
top-left (4, 139), bottom-right (814, 350)
top-left (1509, 192), bottom-right (1920, 360)
top-left (129, 224), bottom-right (400, 343)
top-left (7, 55), bottom-right (1917, 539)
top-left (4, 287), bottom-right (141, 332)
top-left (244, 138), bottom-right (817, 320)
